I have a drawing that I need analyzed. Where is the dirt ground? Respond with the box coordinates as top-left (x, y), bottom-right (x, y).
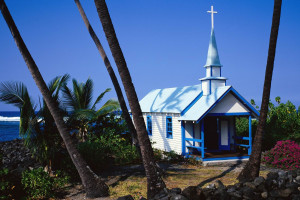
top-left (60, 161), bottom-right (274, 200)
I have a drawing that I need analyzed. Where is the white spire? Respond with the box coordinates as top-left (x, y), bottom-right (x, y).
top-left (207, 5), bottom-right (217, 29)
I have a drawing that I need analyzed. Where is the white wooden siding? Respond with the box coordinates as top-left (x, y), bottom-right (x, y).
top-left (211, 80), bottom-right (225, 92)
top-left (212, 67), bottom-right (221, 77)
top-left (202, 80), bottom-right (210, 96)
top-left (209, 93), bottom-right (249, 113)
top-left (142, 113), bottom-right (182, 154)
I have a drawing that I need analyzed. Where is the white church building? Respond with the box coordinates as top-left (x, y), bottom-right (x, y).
top-left (139, 6), bottom-right (259, 161)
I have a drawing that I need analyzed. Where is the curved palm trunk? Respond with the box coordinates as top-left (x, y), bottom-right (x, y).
top-left (238, 0), bottom-right (282, 181)
top-left (0, 1), bottom-right (108, 197)
top-left (93, 0), bottom-right (166, 198)
top-left (74, 0), bottom-right (140, 154)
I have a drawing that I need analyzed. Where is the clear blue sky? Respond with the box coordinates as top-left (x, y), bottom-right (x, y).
top-left (0, 1), bottom-right (299, 111)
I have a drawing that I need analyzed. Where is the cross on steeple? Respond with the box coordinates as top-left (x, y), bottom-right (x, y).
top-left (207, 5), bottom-right (217, 29)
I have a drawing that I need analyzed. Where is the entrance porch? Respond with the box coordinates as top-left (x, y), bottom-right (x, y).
top-left (181, 113), bottom-right (253, 161)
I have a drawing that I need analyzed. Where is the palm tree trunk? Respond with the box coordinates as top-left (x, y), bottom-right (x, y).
top-left (74, 0), bottom-right (140, 154)
top-left (0, 0), bottom-right (108, 197)
top-left (93, 0), bottom-right (166, 198)
top-left (238, 0), bottom-right (282, 181)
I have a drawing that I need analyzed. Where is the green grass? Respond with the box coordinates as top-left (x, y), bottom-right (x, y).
top-left (108, 164), bottom-right (270, 199)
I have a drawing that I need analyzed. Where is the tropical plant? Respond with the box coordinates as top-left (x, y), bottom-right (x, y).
top-left (22, 167), bottom-right (69, 199)
top-left (238, 0), bottom-right (282, 181)
top-left (74, 0), bottom-right (140, 151)
top-left (93, 0), bottom-right (166, 198)
top-left (0, 1), bottom-right (109, 197)
top-left (0, 75), bottom-right (69, 168)
top-left (62, 78), bottom-right (120, 141)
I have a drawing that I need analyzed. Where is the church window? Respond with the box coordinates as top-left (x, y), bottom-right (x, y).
top-left (166, 116), bottom-right (173, 138)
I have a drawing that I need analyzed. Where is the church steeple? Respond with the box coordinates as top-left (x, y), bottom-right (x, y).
top-left (205, 29), bottom-right (221, 67)
top-left (200, 6), bottom-right (227, 96)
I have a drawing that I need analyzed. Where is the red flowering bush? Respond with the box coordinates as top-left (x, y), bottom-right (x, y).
top-left (262, 140), bottom-right (300, 170)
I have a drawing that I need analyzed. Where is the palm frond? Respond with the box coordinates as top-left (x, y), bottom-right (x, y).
top-left (55, 74), bottom-right (70, 98)
top-left (82, 78), bottom-right (93, 109)
top-left (72, 79), bottom-right (83, 109)
top-left (91, 88), bottom-right (111, 110)
top-left (0, 81), bottom-right (29, 108)
top-left (96, 99), bottom-right (120, 115)
top-left (62, 84), bottom-right (77, 111)
top-left (68, 109), bottom-right (97, 122)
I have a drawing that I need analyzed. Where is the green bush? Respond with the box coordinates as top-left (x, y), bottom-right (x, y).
top-left (236, 97), bottom-right (300, 150)
top-left (78, 133), bottom-right (140, 172)
top-left (21, 167), bottom-right (69, 199)
top-left (0, 168), bottom-right (11, 200)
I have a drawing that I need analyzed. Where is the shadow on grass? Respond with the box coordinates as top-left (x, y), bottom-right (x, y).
top-left (197, 160), bottom-right (243, 187)
top-left (103, 163), bottom-right (197, 187)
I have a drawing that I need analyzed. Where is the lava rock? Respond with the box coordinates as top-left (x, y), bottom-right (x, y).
top-left (117, 195), bottom-right (134, 200)
top-left (170, 188), bottom-right (182, 194)
top-left (254, 176), bottom-right (265, 186)
top-left (170, 194), bottom-right (188, 200)
top-left (182, 186), bottom-right (205, 200)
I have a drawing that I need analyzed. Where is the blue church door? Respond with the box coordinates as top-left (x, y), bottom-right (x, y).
top-left (219, 119), bottom-right (230, 150)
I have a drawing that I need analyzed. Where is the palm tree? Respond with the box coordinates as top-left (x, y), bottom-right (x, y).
top-left (93, 0), bottom-right (166, 198)
top-left (0, 75), bottom-right (69, 171)
top-left (62, 78), bottom-right (120, 141)
top-left (74, 0), bottom-right (140, 151)
top-left (238, 0), bottom-right (282, 181)
top-left (0, 1), bottom-right (109, 197)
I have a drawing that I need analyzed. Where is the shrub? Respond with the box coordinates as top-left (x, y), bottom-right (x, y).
top-left (78, 133), bottom-right (140, 172)
top-left (21, 167), bottom-right (69, 199)
top-left (262, 140), bottom-right (300, 170)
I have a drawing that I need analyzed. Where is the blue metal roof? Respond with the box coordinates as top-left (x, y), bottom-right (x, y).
top-left (178, 86), bottom-right (231, 121)
top-left (139, 84), bottom-right (202, 113)
top-left (205, 29), bottom-right (222, 67)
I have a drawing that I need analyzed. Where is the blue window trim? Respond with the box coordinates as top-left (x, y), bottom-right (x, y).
top-left (147, 115), bottom-right (152, 136)
top-left (166, 116), bottom-right (173, 139)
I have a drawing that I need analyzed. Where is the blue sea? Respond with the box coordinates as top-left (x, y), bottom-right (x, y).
top-left (0, 111), bottom-right (20, 142)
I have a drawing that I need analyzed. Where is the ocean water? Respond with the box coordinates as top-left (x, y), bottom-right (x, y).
top-left (0, 111), bottom-right (20, 142)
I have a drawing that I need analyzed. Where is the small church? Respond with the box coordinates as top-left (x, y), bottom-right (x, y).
top-left (139, 6), bottom-right (259, 161)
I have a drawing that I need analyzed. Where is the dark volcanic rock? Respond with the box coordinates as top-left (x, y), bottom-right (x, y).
top-left (182, 186), bottom-right (205, 200)
top-left (117, 195), bottom-right (134, 200)
top-left (0, 139), bottom-right (40, 174)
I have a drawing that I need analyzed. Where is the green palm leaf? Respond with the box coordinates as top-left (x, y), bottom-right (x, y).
top-left (91, 88), bottom-right (111, 110)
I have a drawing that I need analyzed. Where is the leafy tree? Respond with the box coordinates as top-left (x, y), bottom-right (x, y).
top-left (62, 78), bottom-right (119, 141)
top-left (74, 0), bottom-right (140, 152)
top-left (0, 1), bottom-right (109, 196)
top-left (0, 75), bottom-right (69, 168)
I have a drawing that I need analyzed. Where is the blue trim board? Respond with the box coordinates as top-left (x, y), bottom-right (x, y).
top-left (181, 121), bottom-right (186, 156)
top-left (201, 120), bottom-right (205, 158)
top-left (181, 92), bottom-right (203, 115)
top-left (196, 87), bottom-right (259, 123)
top-left (196, 87), bottom-right (232, 123)
top-left (185, 138), bottom-right (203, 143)
top-left (185, 155), bottom-right (249, 161)
top-left (230, 87), bottom-right (260, 117)
top-left (207, 112), bottom-right (250, 116)
top-left (248, 115), bottom-right (252, 155)
top-left (203, 156), bottom-right (249, 161)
